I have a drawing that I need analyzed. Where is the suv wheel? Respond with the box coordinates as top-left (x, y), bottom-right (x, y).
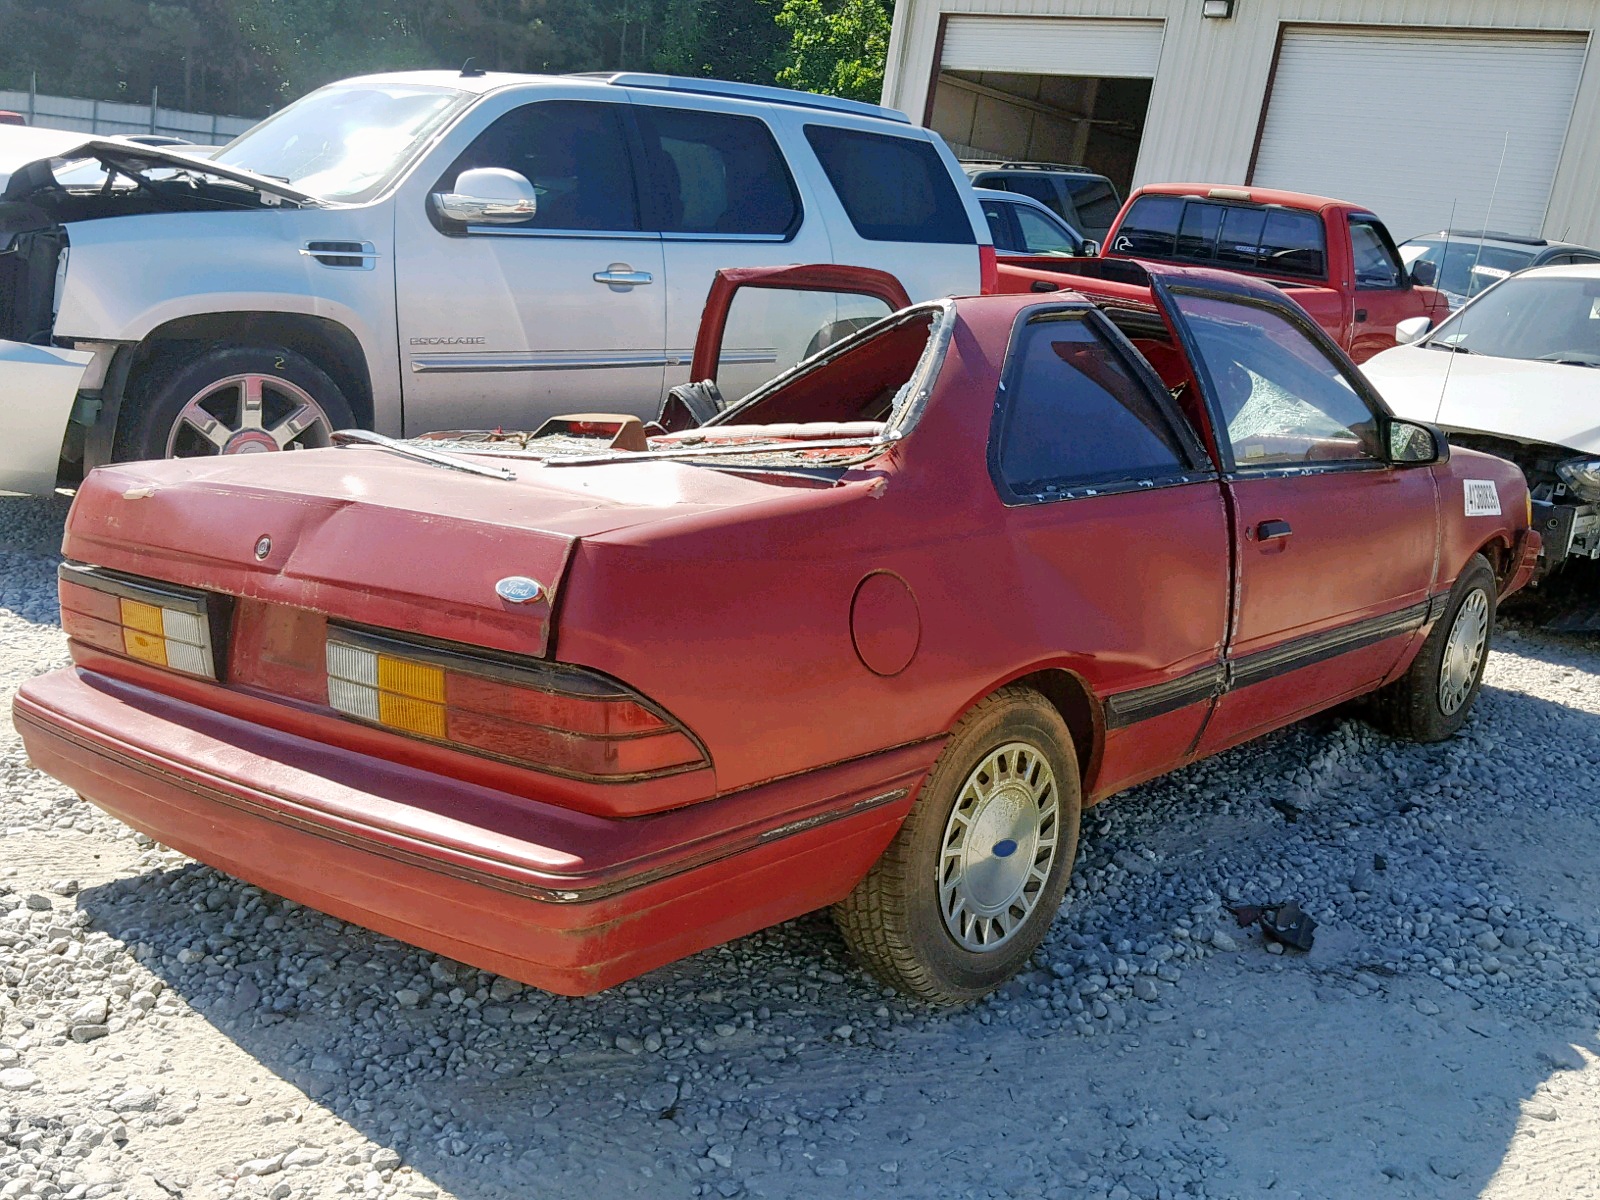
top-left (117, 345), bottom-right (354, 463)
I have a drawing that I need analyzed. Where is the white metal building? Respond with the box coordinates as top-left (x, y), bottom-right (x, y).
top-left (883, 1), bottom-right (1600, 244)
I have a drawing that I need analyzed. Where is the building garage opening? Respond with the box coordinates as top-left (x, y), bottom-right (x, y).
top-left (925, 17), bottom-right (1162, 200)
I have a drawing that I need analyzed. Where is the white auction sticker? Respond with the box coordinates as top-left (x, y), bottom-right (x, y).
top-left (1464, 479), bottom-right (1501, 516)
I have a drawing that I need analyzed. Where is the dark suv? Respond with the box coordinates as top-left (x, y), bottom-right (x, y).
top-left (962, 161), bottom-right (1121, 244)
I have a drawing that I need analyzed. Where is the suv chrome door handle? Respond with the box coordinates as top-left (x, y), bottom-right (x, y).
top-left (594, 266), bottom-right (653, 287)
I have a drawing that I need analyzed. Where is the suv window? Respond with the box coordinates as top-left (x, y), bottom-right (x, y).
top-left (994, 311), bottom-right (1192, 498)
top-left (996, 174), bottom-right (1061, 214)
top-left (440, 100), bottom-right (639, 232)
top-left (1114, 196), bottom-right (1327, 279)
top-left (633, 106), bottom-right (799, 237)
top-left (806, 126), bottom-right (972, 244)
top-left (1171, 291), bottom-right (1382, 468)
top-left (1349, 216), bottom-right (1405, 288)
top-left (1062, 177), bottom-right (1121, 234)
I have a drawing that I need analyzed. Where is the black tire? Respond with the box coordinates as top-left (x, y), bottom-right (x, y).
top-left (1368, 554), bottom-right (1497, 743)
top-left (116, 344), bottom-right (355, 463)
top-left (833, 687), bottom-right (1082, 1004)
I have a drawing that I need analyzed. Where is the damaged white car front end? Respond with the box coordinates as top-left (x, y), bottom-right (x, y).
top-left (1364, 265), bottom-right (1600, 619)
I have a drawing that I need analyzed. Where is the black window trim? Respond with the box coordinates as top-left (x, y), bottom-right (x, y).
top-left (1157, 281), bottom-right (1396, 479)
top-left (987, 302), bottom-right (1217, 507)
top-left (1118, 196), bottom-right (1331, 284)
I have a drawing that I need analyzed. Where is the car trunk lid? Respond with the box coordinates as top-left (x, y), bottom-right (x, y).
top-left (67, 446), bottom-right (830, 659)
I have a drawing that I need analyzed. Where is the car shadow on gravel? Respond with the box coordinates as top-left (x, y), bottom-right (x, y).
top-left (70, 667), bottom-right (1600, 1200)
top-left (0, 494), bottom-right (71, 628)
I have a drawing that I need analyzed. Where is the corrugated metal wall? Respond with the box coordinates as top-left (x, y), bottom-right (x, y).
top-left (884, 0), bottom-right (1600, 243)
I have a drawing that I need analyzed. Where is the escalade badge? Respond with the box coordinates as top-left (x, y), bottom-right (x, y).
top-left (496, 576), bottom-right (545, 604)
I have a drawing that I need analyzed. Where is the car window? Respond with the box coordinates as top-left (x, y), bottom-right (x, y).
top-left (805, 126), bottom-right (972, 244)
top-left (1176, 201), bottom-right (1224, 260)
top-left (439, 100), bottom-right (639, 231)
top-left (998, 174), bottom-right (1062, 215)
top-left (979, 198), bottom-right (1023, 252)
top-left (1111, 194), bottom-right (1182, 256)
top-left (1350, 217), bottom-right (1405, 288)
top-left (1015, 205), bottom-right (1080, 256)
top-left (1257, 210), bottom-right (1326, 278)
top-left (1433, 274), bottom-right (1600, 365)
top-left (633, 107), bottom-right (798, 237)
top-left (1062, 177), bottom-right (1120, 233)
top-left (1215, 207), bottom-right (1268, 272)
top-left (994, 312), bottom-right (1192, 497)
top-left (1171, 292), bottom-right (1382, 468)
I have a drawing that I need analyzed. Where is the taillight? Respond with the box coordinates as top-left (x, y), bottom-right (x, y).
top-left (324, 626), bottom-right (707, 781)
top-left (59, 563), bottom-right (225, 680)
top-left (979, 243), bottom-right (999, 295)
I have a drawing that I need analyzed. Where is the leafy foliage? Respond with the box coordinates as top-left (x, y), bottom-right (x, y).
top-left (774, 0), bottom-right (892, 103)
top-left (0, 0), bottom-right (882, 117)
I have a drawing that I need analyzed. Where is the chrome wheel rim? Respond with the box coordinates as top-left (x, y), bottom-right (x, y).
top-left (165, 373), bottom-right (334, 458)
top-left (1438, 589), bottom-right (1490, 716)
top-left (939, 741), bottom-right (1060, 953)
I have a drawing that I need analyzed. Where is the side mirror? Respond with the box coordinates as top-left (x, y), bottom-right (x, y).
top-left (1409, 259), bottom-right (1438, 288)
top-left (1394, 315), bottom-right (1432, 345)
top-left (1080, 239), bottom-right (1101, 258)
top-left (431, 167), bottom-right (537, 226)
top-left (1389, 419), bottom-right (1448, 465)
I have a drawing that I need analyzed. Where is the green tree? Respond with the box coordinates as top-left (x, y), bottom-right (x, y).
top-left (774, 0), bottom-right (891, 102)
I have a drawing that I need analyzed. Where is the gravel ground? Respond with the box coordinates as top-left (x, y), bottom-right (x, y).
top-left (3, 493), bottom-right (1600, 1200)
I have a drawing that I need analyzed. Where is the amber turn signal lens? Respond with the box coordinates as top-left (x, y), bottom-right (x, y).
top-left (324, 627), bottom-right (706, 781)
top-left (59, 566), bottom-right (220, 680)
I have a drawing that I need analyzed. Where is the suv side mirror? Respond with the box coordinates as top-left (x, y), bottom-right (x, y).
top-left (1080, 239), bottom-right (1100, 258)
top-left (1409, 259), bottom-right (1438, 288)
top-left (1394, 315), bottom-right (1433, 345)
top-left (1388, 419), bottom-right (1447, 465)
top-left (432, 167), bottom-right (538, 225)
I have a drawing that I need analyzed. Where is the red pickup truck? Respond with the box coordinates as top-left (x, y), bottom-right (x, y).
top-left (1080, 184), bottom-right (1451, 362)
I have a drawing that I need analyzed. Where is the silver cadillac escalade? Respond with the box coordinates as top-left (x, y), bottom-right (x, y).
top-left (0, 69), bottom-right (991, 494)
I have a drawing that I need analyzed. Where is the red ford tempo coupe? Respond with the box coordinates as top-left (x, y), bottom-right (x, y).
top-left (14, 261), bottom-right (1538, 1004)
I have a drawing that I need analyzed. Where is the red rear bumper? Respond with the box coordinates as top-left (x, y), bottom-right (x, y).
top-left (13, 668), bottom-right (931, 995)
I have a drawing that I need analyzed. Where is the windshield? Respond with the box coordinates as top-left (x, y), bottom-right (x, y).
top-left (1430, 274), bottom-right (1600, 366)
top-left (212, 83), bottom-right (472, 202)
top-left (1401, 238), bottom-right (1535, 301)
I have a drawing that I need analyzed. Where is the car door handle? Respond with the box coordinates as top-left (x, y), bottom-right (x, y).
top-left (1354, 308), bottom-right (1368, 322)
top-left (593, 266), bottom-right (653, 287)
top-left (1256, 519), bottom-right (1293, 541)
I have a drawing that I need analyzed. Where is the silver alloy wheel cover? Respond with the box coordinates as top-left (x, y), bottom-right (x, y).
top-left (165, 372), bottom-right (334, 458)
top-left (938, 740), bottom-right (1060, 952)
top-left (1438, 588), bottom-right (1490, 716)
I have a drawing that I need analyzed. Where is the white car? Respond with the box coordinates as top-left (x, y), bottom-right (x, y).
top-left (0, 70), bottom-right (992, 495)
top-left (1362, 264), bottom-right (1600, 589)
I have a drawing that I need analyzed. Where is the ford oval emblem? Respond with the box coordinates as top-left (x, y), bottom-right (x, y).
top-left (495, 576), bottom-right (545, 604)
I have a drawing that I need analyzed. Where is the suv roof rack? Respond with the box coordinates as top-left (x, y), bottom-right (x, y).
top-left (966, 160), bottom-right (1095, 174)
top-left (573, 73), bottom-right (911, 124)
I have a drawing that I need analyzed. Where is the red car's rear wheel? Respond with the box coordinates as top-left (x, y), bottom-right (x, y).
top-left (834, 687), bottom-right (1082, 1004)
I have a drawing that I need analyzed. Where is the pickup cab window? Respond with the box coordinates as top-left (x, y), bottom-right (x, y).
top-left (1115, 196), bottom-right (1326, 279)
top-left (439, 100), bottom-right (640, 232)
top-left (993, 312), bottom-right (1193, 499)
top-left (1171, 292), bottom-right (1382, 469)
top-left (1350, 216), bottom-right (1405, 288)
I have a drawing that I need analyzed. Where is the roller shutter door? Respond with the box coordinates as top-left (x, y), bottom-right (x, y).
top-left (1252, 30), bottom-right (1586, 241)
top-left (940, 17), bottom-right (1164, 78)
